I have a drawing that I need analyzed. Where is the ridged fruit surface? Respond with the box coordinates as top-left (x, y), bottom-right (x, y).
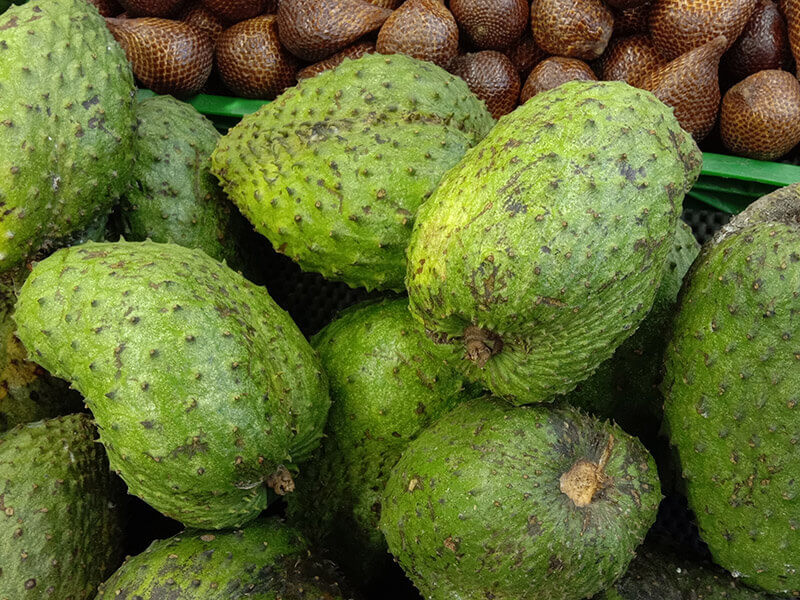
top-left (638, 35), bottom-right (728, 141)
top-left (180, 5), bottom-right (224, 44)
top-left (380, 399), bottom-right (662, 600)
top-left (449, 51), bottom-right (521, 118)
top-left (286, 298), bottom-right (478, 584)
top-left (405, 81), bottom-right (701, 404)
top-left (97, 519), bottom-right (352, 599)
top-left (520, 56), bottom-right (597, 101)
top-left (649, 0), bottom-right (758, 60)
top-left (0, 0), bottom-right (136, 275)
top-left (531, 0), bottom-right (614, 60)
top-left (723, 0), bottom-right (790, 81)
top-left (297, 41), bottom-right (376, 79)
top-left (117, 0), bottom-right (182, 16)
top-left (13, 241), bottom-right (331, 530)
top-left (504, 32), bottom-right (548, 76)
top-left (216, 15), bottom-right (300, 99)
top-left (0, 414), bottom-right (124, 600)
top-left (786, 0), bottom-right (800, 74)
top-left (720, 69), bottom-right (800, 160)
top-left (613, 1), bottom-right (652, 36)
top-left (662, 185), bottom-right (800, 595)
top-left (105, 17), bottom-right (214, 95)
top-left (376, 0), bottom-right (459, 68)
top-left (277, 0), bottom-right (392, 61)
top-left (200, 0), bottom-right (273, 23)
top-left (449, 0), bottom-right (528, 50)
top-left (211, 53), bottom-right (494, 292)
top-left (601, 34), bottom-right (666, 86)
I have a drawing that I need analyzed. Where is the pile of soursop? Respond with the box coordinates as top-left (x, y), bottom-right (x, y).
top-left (0, 0), bottom-right (797, 598)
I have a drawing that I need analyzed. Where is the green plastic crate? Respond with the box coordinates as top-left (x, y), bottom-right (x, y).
top-left (135, 89), bottom-right (800, 215)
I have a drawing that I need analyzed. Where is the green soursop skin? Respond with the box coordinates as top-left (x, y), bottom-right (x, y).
top-left (562, 220), bottom-right (700, 439)
top-left (113, 96), bottom-right (245, 268)
top-left (406, 80), bottom-right (702, 404)
top-left (0, 414), bottom-right (124, 600)
top-left (96, 519), bottom-right (354, 600)
top-left (287, 298), bottom-right (479, 582)
top-left (0, 0), bottom-right (135, 273)
top-left (13, 241), bottom-right (330, 530)
top-left (662, 184), bottom-right (800, 596)
top-left (380, 398), bottom-right (662, 600)
top-left (211, 53), bottom-right (495, 292)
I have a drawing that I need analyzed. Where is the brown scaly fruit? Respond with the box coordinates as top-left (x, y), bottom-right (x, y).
top-left (649, 0), bottom-right (758, 60)
top-left (601, 34), bottom-right (666, 86)
top-left (605, 0), bottom-right (649, 7)
top-left (723, 0), bottom-right (790, 82)
top-left (376, 0), bottom-right (459, 68)
top-left (88, 0), bottom-right (124, 17)
top-left (449, 51), bottom-right (520, 118)
top-left (201, 0), bottom-right (274, 23)
top-left (720, 69), bottom-right (800, 160)
top-left (613, 1), bottom-right (652, 36)
top-left (520, 55), bottom-right (597, 102)
top-left (105, 17), bottom-right (213, 95)
top-left (180, 5), bottom-right (225, 44)
top-left (366, 0), bottom-right (401, 6)
top-left (504, 32), bottom-right (548, 77)
top-left (216, 15), bottom-right (300, 99)
top-left (277, 0), bottom-right (392, 61)
top-left (117, 0), bottom-right (182, 16)
top-left (449, 0), bottom-right (529, 50)
top-left (531, 0), bottom-right (614, 60)
top-left (298, 41), bottom-right (376, 79)
top-left (785, 0), bottom-right (800, 75)
top-left (638, 35), bottom-right (728, 140)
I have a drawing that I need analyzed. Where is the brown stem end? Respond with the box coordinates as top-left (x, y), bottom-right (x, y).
top-left (463, 325), bottom-right (504, 368)
top-left (559, 434), bottom-right (615, 508)
top-left (267, 465), bottom-right (295, 495)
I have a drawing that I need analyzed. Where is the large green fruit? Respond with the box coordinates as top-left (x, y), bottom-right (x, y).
top-left (287, 298), bottom-right (479, 583)
top-left (211, 53), bottom-right (495, 292)
top-left (380, 398), bottom-right (662, 600)
top-left (96, 518), bottom-right (354, 599)
top-left (113, 96), bottom-right (246, 269)
top-left (0, 0), bottom-right (135, 273)
top-left (662, 183), bottom-right (800, 595)
top-left (13, 240), bottom-right (330, 529)
top-left (0, 414), bottom-right (124, 600)
top-left (406, 80), bottom-right (702, 404)
top-left (563, 220), bottom-right (700, 440)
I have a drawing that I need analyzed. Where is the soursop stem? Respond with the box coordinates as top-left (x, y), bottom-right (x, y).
top-left (463, 325), bottom-right (504, 368)
top-left (559, 434), bottom-right (615, 507)
top-left (267, 465), bottom-right (295, 495)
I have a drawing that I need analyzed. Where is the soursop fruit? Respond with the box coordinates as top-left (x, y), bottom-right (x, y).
top-left (111, 96), bottom-right (246, 269)
top-left (0, 414), bottom-right (124, 600)
top-left (0, 0), bottom-right (136, 274)
top-left (380, 398), bottom-right (662, 600)
top-left (96, 518), bottom-right (355, 600)
top-left (562, 220), bottom-right (700, 440)
top-left (662, 183), bottom-right (800, 595)
top-left (211, 53), bottom-right (495, 292)
top-left (406, 80), bottom-right (702, 405)
top-left (286, 298), bottom-right (480, 583)
top-left (13, 240), bottom-right (331, 529)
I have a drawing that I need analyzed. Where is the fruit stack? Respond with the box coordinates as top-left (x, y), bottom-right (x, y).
top-left (0, 0), bottom-right (798, 599)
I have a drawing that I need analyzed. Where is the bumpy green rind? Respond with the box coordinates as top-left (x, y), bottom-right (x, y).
top-left (13, 240), bottom-right (330, 529)
top-left (562, 220), bottom-right (700, 438)
top-left (0, 0), bottom-right (135, 273)
top-left (286, 298), bottom-right (480, 582)
top-left (113, 96), bottom-right (245, 268)
top-left (406, 80), bottom-right (702, 404)
top-left (211, 53), bottom-right (495, 292)
top-left (380, 398), bottom-right (662, 600)
top-left (662, 190), bottom-right (800, 594)
top-left (96, 519), bottom-right (353, 600)
top-left (0, 414), bottom-right (124, 600)
top-left (595, 547), bottom-right (778, 600)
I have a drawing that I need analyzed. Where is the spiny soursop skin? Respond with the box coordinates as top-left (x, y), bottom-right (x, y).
top-left (0, 414), bottom-right (124, 600)
top-left (13, 240), bottom-right (331, 530)
top-left (287, 298), bottom-right (480, 583)
top-left (211, 53), bottom-right (495, 292)
top-left (662, 184), bottom-right (800, 595)
top-left (96, 519), bottom-right (354, 600)
top-left (406, 80), bottom-right (702, 405)
top-left (380, 398), bottom-right (662, 600)
top-left (0, 0), bottom-right (136, 273)
top-left (563, 220), bottom-right (700, 440)
top-left (113, 96), bottom-right (245, 268)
